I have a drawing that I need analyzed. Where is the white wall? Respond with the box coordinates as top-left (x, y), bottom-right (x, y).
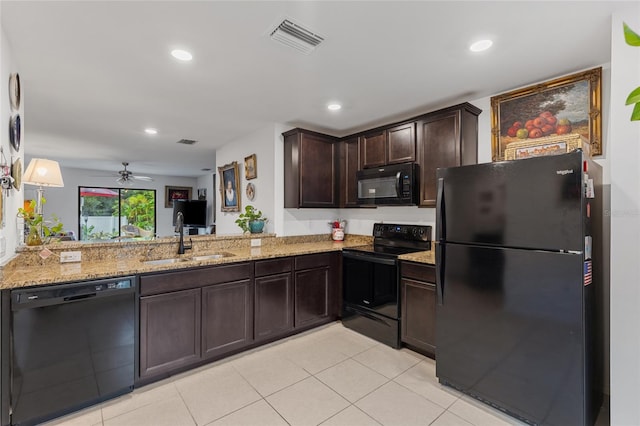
top-left (31, 165), bottom-right (199, 238)
top-left (609, 6), bottom-right (640, 426)
top-left (215, 124), bottom-right (278, 235)
top-left (0, 26), bottom-right (23, 264)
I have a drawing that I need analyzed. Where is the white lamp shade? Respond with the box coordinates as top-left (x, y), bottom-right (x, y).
top-left (23, 158), bottom-right (64, 187)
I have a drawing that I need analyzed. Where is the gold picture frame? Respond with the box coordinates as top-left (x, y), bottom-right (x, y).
top-left (165, 185), bottom-right (192, 208)
top-left (218, 161), bottom-right (241, 212)
top-left (491, 67), bottom-right (601, 162)
top-left (244, 154), bottom-right (257, 180)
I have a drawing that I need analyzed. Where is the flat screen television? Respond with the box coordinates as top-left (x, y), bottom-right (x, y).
top-left (172, 200), bottom-right (207, 228)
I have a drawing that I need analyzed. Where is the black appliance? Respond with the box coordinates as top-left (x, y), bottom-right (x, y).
top-left (342, 223), bottom-right (432, 348)
top-left (356, 162), bottom-right (418, 205)
top-left (173, 199), bottom-right (207, 228)
top-left (10, 277), bottom-right (136, 426)
top-left (435, 151), bottom-right (603, 426)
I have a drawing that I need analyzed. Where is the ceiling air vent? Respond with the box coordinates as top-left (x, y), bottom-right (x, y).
top-left (177, 139), bottom-right (197, 145)
top-left (270, 19), bottom-right (324, 55)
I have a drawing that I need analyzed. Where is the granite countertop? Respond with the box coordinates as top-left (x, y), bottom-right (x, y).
top-left (1, 240), bottom-right (353, 290)
top-left (398, 250), bottom-right (436, 265)
top-left (2, 235), bottom-right (435, 290)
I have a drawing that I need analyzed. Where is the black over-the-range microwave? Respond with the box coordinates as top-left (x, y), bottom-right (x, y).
top-left (356, 162), bottom-right (419, 205)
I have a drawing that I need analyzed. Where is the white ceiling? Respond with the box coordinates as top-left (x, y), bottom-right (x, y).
top-left (0, 1), bottom-right (627, 177)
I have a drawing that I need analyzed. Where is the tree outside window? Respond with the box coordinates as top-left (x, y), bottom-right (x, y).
top-left (79, 187), bottom-right (156, 241)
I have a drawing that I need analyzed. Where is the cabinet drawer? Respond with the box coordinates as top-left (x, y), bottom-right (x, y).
top-left (140, 263), bottom-right (253, 296)
top-left (255, 257), bottom-right (293, 277)
top-left (295, 253), bottom-right (333, 270)
top-left (401, 262), bottom-right (435, 283)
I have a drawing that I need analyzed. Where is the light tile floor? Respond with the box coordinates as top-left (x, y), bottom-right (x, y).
top-left (45, 322), bottom-right (604, 426)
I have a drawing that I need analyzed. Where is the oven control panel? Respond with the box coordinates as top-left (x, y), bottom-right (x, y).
top-left (372, 223), bottom-right (432, 242)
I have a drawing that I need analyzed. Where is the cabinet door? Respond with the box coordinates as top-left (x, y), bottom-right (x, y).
top-left (255, 272), bottom-right (294, 341)
top-left (417, 110), bottom-right (461, 206)
top-left (360, 130), bottom-right (386, 168)
top-left (294, 267), bottom-right (331, 329)
top-left (401, 278), bottom-right (436, 355)
top-left (339, 137), bottom-right (360, 207)
top-left (140, 288), bottom-right (201, 378)
top-left (202, 279), bottom-right (253, 359)
top-left (416, 104), bottom-right (480, 207)
top-left (387, 122), bottom-right (415, 164)
top-left (284, 129), bottom-right (338, 208)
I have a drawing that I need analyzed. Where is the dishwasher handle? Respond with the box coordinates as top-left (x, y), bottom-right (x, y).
top-left (11, 277), bottom-right (135, 310)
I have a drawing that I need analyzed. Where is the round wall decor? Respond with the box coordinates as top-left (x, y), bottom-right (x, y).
top-left (246, 183), bottom-right (255, 201)
top-left (9, 73), bottom-right (21, 111)
top-left (9, 114), bottom-right (21, 152)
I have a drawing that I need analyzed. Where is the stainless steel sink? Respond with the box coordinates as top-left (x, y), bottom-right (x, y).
top-left (192, 252), bottom-right (234, 261)
top-left (143, 257), bottom-right (190, 266)
top-left (143, 252), bottom-right (234, 265)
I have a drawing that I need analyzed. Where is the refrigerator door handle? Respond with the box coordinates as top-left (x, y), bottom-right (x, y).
top-left (436, 177), bottom-right (445, 241)
top-left (436, 243), bottom-right (444, 305)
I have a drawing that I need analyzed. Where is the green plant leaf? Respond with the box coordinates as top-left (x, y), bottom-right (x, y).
top-left (631, 102), bottom-right (640, 121)
top-left (626, 86), bottom-right (640, 105)
top-left (624, 22), bottom-right (640, 46)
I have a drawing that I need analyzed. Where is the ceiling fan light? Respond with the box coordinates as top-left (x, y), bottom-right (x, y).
top-left (116, 176), bottom-right (133, 186)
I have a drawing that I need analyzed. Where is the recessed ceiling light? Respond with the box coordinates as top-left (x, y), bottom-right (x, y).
top-left (171, 49), bottom-right (193, 61)
top-left (144, 128), bottom-right (158, 135)
top-left (327, 103), bottom-right (342, 111)
top-left (469, 39), bottom-right (493, 52)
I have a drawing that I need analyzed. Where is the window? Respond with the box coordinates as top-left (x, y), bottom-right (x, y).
top-left (79, 187), bottom-right (156, 241)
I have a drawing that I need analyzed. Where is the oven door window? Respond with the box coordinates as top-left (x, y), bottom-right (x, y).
top-left (343, 254), bottom-right (398, 318)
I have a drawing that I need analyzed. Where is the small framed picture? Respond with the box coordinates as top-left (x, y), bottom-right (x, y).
top-left (218, 161), bottom-right (241, 212)
top-left (197, 188), bottom-right (207, 200)
top-left (165, 185), bottom-right (192, 208)
top-left (244, 154), bottom-right (257, 180)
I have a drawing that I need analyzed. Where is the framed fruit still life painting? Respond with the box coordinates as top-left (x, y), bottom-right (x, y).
top-left (491, 67), bottom-right (601, 162)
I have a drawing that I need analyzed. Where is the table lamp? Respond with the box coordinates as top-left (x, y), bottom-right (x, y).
top-left (22, 158), bottom-right (64, 216)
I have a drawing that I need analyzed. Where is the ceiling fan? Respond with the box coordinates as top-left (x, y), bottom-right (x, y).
top-left (116, 162), bottom-right (153, 186)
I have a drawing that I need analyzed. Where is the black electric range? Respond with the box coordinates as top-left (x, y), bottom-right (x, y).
top-left (342, 223), bottom-right (432, 348)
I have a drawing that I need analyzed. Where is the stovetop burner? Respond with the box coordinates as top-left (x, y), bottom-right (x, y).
top-left (343, 244), bottom-right (426, 257)
top-left (343, 223), bottom-right (432, 258)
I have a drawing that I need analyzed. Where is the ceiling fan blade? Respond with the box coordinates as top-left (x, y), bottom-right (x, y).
top-left (132, 175), bottom-right (153, 181)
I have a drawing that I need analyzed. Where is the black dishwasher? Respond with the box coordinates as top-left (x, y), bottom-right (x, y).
top-left (10, 277), bottom-right (136, 426)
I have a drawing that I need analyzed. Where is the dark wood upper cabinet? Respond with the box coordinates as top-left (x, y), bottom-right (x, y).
top-left (360, 130), bottom-right (387, 169)
top-left (360, 123), bottom-right (416, 169)
top-left (283, 128), bottom-right (339, 208)
top-left (387, 122), bottom-right (416, 164)
top-left (338, 137), bottom-right (360, 208)
top-left (416, 103), bottom-right (481, 207)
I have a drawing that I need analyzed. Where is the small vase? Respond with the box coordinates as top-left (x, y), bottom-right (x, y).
top-left (249, 220), bottom-right (265, 234)
top-left (331, 227), bottom-right (345, 241)
top-left (26, 227), bottom-right (43, 246)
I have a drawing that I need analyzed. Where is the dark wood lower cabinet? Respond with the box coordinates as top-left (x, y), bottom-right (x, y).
top-left (254, 272), bottom-right (294, 341)
top-left (138, 254), bottom-right (339, 382)
top-left (202, 279), bottom-right (254, 359)
top-left (139, 288), bottom-right (201, 378)
top-left (293, 252), bottom-right (340, 329)
top-left (294, 267), bottom-right (330, 328)
top-left (400, 262), bottom-right (436, 357)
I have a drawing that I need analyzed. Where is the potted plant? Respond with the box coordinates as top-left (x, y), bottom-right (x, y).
top-left (17, 199), bottom-right (64, 245)
top-left (235, 205), bottom-right (267, 234)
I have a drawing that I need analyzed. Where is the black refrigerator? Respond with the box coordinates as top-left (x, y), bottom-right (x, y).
top-left (435, 151), bottom-right (604, 426)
